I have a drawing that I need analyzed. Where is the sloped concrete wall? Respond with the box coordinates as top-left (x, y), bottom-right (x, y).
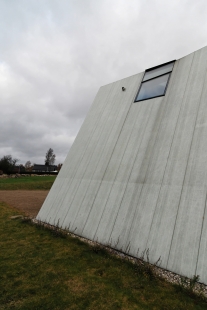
top-left (37, 46), bottom-right (207, 284)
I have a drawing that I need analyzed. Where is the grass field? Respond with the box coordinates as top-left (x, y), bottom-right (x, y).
top-left (0, 176), bottom-right (56, 190)
top-left (0, 202), bottom-right (207, 310)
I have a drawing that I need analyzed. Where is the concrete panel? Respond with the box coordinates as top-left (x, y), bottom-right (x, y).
top-left (196, 200), bottom-right (207, 284)
top-left (146, 185), bottom-right (183, 267)
top-left (37, 177), bottom-right (65, 223)
top-left (81, 180), bottom-right (114, 240)
top-left (68, 180), bottom-right (102, 235)
top-left (163, 49), bottom-right (207, 189)
top-left (109, 182), bottom-right (142, 249)
top-left (103, 182), bottom-right (143, 250)
top-left (93, 181), bottom-right (128, 244)
top-left (167, 186), bottom-right (206, 278)
top-left (92, 101), bottom-right (159, 244)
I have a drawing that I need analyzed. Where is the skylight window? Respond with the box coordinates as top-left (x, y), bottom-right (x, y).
top-left (135, 61), bottom-right (175, 102)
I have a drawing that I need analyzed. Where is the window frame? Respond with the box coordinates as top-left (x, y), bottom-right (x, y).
top-left (134, 60), bottom-right (175, 102)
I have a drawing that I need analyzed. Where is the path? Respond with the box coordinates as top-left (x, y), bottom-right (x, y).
top-left (0, 190), bottom-right (49, 218)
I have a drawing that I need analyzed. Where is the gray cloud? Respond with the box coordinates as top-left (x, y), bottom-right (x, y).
top-left (1, 0), bottom-right (207, 165)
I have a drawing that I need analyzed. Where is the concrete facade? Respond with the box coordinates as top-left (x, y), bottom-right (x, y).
top-left (37, 46), bottom-right (207, 284)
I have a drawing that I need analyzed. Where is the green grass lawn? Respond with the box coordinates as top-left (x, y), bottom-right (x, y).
top-left (0, 176), bottom-right (56, 190)
top-left (0, 202), bottom-right (207, 310)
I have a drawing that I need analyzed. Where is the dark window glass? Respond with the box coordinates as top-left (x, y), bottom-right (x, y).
top-left (135, 60), bottom-right (175, 102)
top-left (136, 73), bottom-right (170, 101)
top-left (143, 62), bottom-right (174, 81)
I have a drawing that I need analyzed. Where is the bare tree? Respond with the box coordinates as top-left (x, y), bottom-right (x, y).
top-left (25, 161), bottom-right (32, 171)
top-left (57, 163), bottom-right (62, 171)
top-left (45, 148), bottom-right (56, 166)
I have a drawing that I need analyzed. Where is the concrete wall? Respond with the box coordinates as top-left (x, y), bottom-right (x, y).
top-left (37, 46), bottom-right (207, 284)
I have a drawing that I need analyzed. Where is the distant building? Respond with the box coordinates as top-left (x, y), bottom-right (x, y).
top-left (32, 164), bottom-right (57, 172)
top-left (13, 165), bottom-right (25, 173)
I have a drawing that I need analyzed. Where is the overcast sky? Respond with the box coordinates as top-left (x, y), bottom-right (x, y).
top-left (1, 0), bottom-right (207, 165)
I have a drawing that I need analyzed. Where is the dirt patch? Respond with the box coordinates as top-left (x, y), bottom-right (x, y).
top-left (0, 190), bottom-right (49, 218)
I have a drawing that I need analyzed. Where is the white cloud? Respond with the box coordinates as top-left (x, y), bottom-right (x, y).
top-left (0, 0), bottom-right (207, 165)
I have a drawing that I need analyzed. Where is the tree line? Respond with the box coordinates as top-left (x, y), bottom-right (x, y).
top-left (0, 148), bottom-right (62, 174)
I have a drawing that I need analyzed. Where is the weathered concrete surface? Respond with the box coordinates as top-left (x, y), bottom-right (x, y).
top-left (37, 46), bottom-right (207, 284)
